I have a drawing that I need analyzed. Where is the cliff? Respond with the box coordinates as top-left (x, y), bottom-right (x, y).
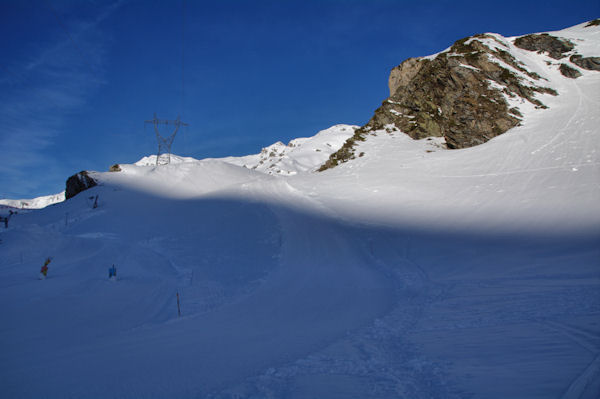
top-left (320, 20), bottom-right (599, 170)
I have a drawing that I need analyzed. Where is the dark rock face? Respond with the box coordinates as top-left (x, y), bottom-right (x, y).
top-left (559, 63), bottom-right (582, 78)
top-left (109, 164), bottom-right (122, 172)
top-left (570, 55), bottom-right (600, 71)
top-left (365, 39), bottom-right (532, 150)
top-left (320, 34), bottom-right (559, 170)
top-left (66, 171), bottom-right (97, 200)
top-left (514, 33), bottom-right (574, 59)
top-left (320, 29), bottom-right (595, 171)
top-left (586, 19), bottom-right (600, 27)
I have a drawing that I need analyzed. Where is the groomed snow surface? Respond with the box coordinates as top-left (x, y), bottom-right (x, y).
top-left (1, 22), bottom-right (600, 398)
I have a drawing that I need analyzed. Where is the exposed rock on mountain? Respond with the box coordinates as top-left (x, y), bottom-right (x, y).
top-left (586, 18), bottom-right (600, 27)
top-left (559, 63), bottom-right (582, 79)
top-left (570, 54), bottom-right (600, 71)
top-left (320, 21), bottom-right (599, 171)
top-left (366, 33), bottom-right (554, 149)
top-left (513, 33), bottom-right (574, 59)
top-left (513, 32), bottom-right (600, 78)
top-left (66, 171), bottom-right (98, 200)
top-left (320, 34), bottom-right (553, 170)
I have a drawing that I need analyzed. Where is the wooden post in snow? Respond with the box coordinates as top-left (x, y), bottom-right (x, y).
top-left (176, 292), bottom-right (181, 317)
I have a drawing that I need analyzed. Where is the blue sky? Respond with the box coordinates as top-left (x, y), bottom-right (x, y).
top-left (1, 0), bottom-right (598, 199)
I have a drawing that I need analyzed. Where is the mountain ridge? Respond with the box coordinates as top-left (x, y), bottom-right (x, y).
top-left (319, 19), bottom-right (600, 170)
top-left (1, 20), bottom-right (599, 398)
top-left (3, 20), bottom-right (598, 210)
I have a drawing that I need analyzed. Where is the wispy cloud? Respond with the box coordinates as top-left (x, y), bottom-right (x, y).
top-left (0, 1), bottom-right (124, 199)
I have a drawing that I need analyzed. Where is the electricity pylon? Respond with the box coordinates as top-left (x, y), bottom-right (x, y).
top-left (145, 113), bottom-right (188, 166)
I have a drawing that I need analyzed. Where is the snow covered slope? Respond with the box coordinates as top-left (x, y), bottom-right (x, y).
top-left (0, 124), bottom-right (356, 208)
top-left (218, 124), bottom-right (358, 175)
top-left (1, 21), bottom-right (599, 399)
top-left (134, 124), bottom-right (357, 175)
top-left (0, 191), bottom-right (65, 210)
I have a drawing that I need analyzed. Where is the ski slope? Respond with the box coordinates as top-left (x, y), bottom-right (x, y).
top-left (1, 22), bottom-right (599, 398)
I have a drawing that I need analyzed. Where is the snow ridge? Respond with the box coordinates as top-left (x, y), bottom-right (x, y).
top-left (0, 191), bottom-right (65, 210)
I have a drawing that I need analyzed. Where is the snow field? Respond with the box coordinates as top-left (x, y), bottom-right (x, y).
top-left (0, 22), bottom-right (599, 398)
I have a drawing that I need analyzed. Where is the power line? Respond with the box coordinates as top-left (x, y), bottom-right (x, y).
top-left (181, 0), bottom-right (187, 155)
top-left (181, 0), bottom-right (186, 117)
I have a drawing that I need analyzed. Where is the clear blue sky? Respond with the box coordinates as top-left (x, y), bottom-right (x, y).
top-left (1, 0), bottom-right (598, 199)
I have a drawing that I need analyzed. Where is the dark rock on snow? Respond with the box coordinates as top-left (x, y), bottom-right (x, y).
top-left (513, 33), bottom-right (574, 59)
top-left (569, 55), bottom-right (600, 71)
top-left (320, 19), bottom-right (600, 171)
top-left (319, 32), bottom-right (559, 170)
top-left (66, 171), bottom-right (98, 200)
top-left (559, 63), bottom-right (582, 79)
top-left (586, 19), bottom-right (600, 27)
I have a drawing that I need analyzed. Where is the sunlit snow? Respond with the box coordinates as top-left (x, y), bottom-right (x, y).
top-left (1, 22), bottom-right (599, 399)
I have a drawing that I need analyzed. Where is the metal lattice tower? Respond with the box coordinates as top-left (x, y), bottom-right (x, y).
top-left (145, 113), bottom-right (188, 165)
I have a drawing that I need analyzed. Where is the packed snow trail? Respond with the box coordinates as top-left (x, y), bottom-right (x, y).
top-left (0, 180), bottom-right (395, 398)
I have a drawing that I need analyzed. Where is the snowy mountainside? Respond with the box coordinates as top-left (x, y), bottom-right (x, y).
top-left (1, 21), bottom-right (599, 399)
top-left (134, 124), bottom-right (358, 175)
top-left (134, 154), bottom-right (200, 166)
top-left (311, 22), bottom-right (600, 231)
top-left (0, 124), bottom-right (356, 208)
top-left (0, 191), bottom-right (65, 210)
top-left (322, 20), bottom-right (600, 169)
top-left (105, 158), bottom-right (267, 199)
top-left (218, 124), bottom-right (358, 175)
top-left (103, 124), bottom-right (358, 197)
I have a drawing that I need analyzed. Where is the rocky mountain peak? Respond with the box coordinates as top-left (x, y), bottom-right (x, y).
top-left (319, 21), bottom-right (599, 171)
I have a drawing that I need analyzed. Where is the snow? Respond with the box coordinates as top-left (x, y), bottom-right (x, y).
top-left (1, 22), bottom-right (599, 398)
top-left (218, 124), bottom-right (358, 175)
top-left (0, 191), bottom-right (65, 210)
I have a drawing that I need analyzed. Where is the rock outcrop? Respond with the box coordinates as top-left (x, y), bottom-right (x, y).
top-left (320, 22), bottom-right (600, 171)
top-left (513, 33), bottom-right (574, 59)
top-left (569, 55), bottom-right (600, 71)
top-left (369, 34), bottom-right (562, 147)
top-left (65, 171), bottom-right (97, 200)
top-left (586, 19), bottom-right (600, 27)
top-left (388, 57), bottom-right (425, 97)
top-left (319, 33), bottom-right (557, 170)
top-left (513, 32), bottom-right (600, 77)
top-left (559, 63), bottom-right (582, 79)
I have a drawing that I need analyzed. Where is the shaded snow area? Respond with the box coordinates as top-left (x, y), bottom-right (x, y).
top-left (1, 23), bottom-right (600, 398)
